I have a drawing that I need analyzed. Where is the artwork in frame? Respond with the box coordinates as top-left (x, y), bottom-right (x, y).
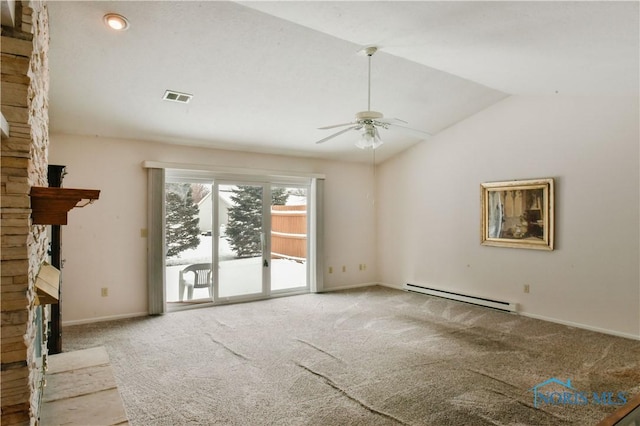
top-left (481, 178), bottom-right (554, 250)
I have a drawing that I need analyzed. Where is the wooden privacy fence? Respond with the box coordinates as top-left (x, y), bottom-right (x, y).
top-left (271, 205), bottom-right (306, 261)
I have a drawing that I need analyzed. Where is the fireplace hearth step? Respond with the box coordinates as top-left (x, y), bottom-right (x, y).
top-left (40, 346), bottom-right (128, 425)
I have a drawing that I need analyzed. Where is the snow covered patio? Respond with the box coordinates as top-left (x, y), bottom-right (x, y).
top-left (165, 235), bottom-right (307, 302)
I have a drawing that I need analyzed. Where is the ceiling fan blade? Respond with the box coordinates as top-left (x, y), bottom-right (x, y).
top-left (387, 123), bottom-right (433, 137)
top-left (377, 117), bottom-right (408, 125)
top-left (318, 122), bottom-right (355, 130)
top-left (315, 125), bottom-right (359, 144)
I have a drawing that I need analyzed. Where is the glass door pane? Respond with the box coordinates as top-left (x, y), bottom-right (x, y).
top-left (271, 186), bottom-right (308, 292)
top-left (215, 183), bottom-right (266, 300)
top-left (165, 182), bottom-right (213, 304)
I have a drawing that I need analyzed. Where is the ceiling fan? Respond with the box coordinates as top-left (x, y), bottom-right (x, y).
top-left (315, 46), bottom-right (432, 149)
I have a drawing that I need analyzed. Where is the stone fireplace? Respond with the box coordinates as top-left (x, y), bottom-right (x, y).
top-left (1, 1), bottom-right (51, 424)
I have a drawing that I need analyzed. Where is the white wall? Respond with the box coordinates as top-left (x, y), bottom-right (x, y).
top-left (376, 96), bottom-right (640, 338)
top-left (49, 135), bottom-right (378, 323)
top-left (50, 96), bottom-right (640, 336)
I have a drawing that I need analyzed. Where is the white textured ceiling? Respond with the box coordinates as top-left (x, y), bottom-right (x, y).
top-left (47, 1), bottom-right (639, 163)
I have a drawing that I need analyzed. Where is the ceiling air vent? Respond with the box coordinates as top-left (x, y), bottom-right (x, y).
top-left (162, 90), bottom-right (192, 104)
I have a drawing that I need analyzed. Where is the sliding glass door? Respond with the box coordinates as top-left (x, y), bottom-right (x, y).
top-left (164, 181), bottom-right (213, 304)
top-left (161, 171), bottom-right (313, 310)
top-left (212, 182), bottom-right (309, 301)
top-left (270, 185), bottom-right (308, 293)
top-left (214, 182), bottom-right (267, 300)
top-left (148, 165), bottom-right (323, 313)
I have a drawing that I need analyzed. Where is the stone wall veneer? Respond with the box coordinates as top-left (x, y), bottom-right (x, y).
top-left (1, 1), bottom-right (50, 425)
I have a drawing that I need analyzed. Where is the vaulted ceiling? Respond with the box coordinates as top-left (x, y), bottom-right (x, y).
top-left (47, 1), bottom-right (639, 163)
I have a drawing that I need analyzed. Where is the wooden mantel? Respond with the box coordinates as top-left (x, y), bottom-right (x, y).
top-left (30, 187), bottom-right (100, 225)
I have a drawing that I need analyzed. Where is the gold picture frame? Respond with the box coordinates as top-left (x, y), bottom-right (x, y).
top-left (481, 178), bottom-right (554, 250)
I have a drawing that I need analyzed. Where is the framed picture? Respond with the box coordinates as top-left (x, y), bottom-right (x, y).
top-left (481, 178), bottom-right (554, 250)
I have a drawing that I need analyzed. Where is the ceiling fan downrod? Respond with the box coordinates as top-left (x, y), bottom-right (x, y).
top-left (362, 46), bottom-right (378, 112)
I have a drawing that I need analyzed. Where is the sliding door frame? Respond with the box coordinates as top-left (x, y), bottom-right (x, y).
top-left (145, 162), bottom-right (324, 314)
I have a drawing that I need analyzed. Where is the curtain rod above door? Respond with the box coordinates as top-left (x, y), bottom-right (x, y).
top-left (142, 161), bottom-right (325, 180)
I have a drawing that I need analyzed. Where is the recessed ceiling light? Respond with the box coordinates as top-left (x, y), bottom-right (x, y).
top-left (103, 13), bottom-right (129, 31)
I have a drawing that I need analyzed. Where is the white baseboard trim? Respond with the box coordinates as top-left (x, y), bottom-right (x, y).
top-left (62, 311), bottom-right (148, 326)
top-left (321, 282), bottom-right (381, 292)
top-left (516, 312), bottom-right (639, 341)
top-left (322, 282), bottom-right (405, 292)
top-left (376, 281), bottom-right (404, 290)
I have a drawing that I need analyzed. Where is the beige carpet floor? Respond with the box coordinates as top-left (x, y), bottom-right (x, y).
top-left (62, 286), bottom-right (640, 425)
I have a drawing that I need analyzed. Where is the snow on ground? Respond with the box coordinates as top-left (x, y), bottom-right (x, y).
top-left (166, 236), bottom-right (306, 302)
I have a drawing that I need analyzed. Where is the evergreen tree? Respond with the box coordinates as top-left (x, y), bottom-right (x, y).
top-left (165, 183), bottom-right (201, 257)
top-left (271, 187), bottom-right (289, 205)
top-left (226, 186), bottom-right (289, 258)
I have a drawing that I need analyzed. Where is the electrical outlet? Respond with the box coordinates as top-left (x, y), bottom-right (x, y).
top-left (342, 265), bottom-right (346, 273)
top-left (140, 228), bottom-right (148, 238)
top-left (328, 266), bottom-right (333, 274)
top-left (101, 287), bottom-right (109, 297)
top-left (523, 284), bottom-right (530, 294)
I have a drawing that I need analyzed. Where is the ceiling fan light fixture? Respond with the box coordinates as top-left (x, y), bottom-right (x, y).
top-left (315, 45), bottom-right (430, 148)
top-left (355, 125), bottom-right (383, 150)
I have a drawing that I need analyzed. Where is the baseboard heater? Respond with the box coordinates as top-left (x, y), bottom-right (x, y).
top-left (405, 283), bottom-right (518, 313)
